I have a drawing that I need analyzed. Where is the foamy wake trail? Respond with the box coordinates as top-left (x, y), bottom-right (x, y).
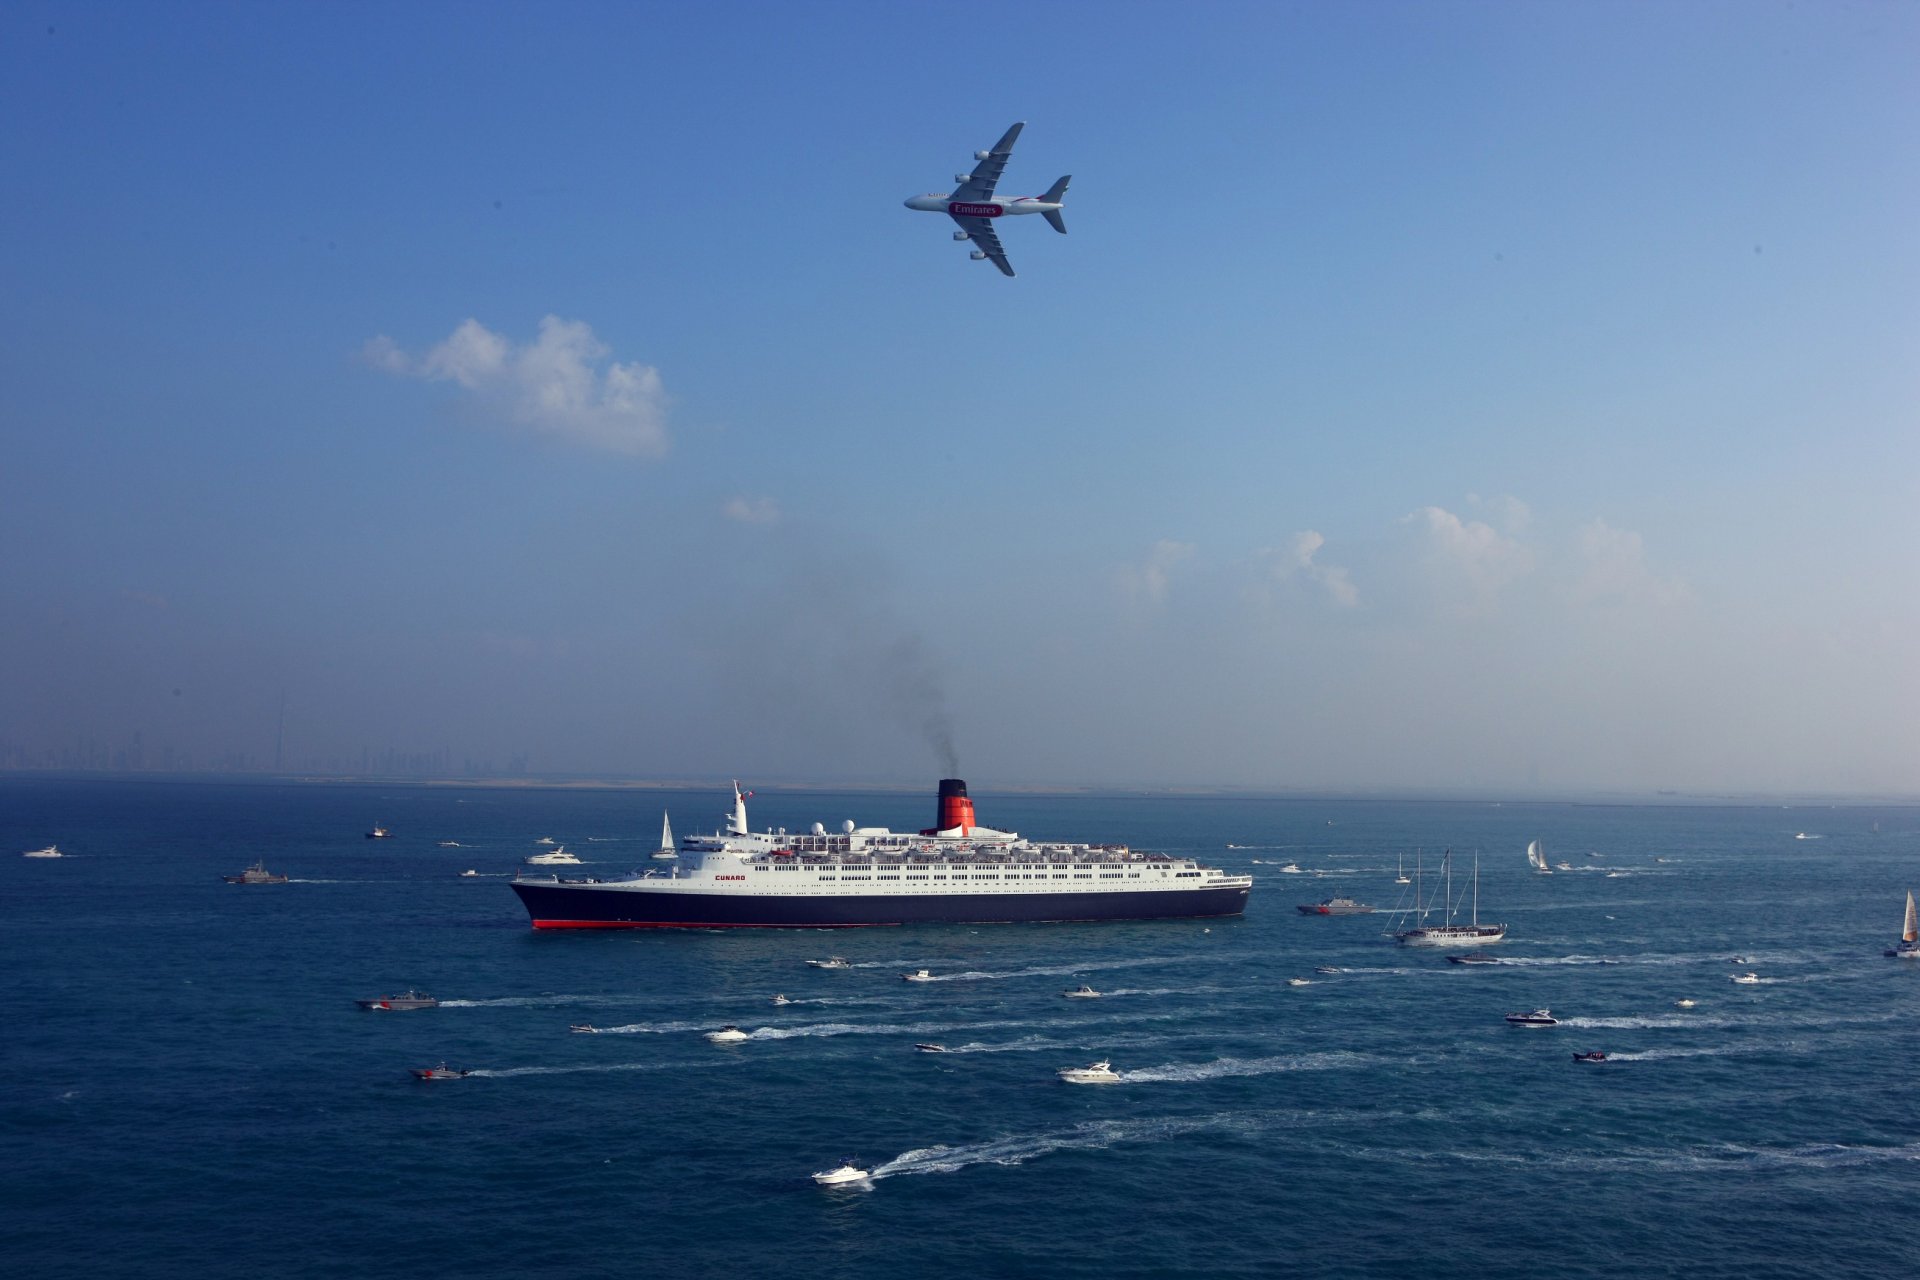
top-left (586, 1019), bottom-right (711, 1035)
top-left (467, 1061), bottom-right (667, 1079)
top-left (859, 954), bottom-right (1201, 982)
top-left (869, 1114), bottom-right (1241, 1180)
top-left (437, 994), bottom-right (615, 1009)
top-left (1599, 1042), bottom-right (1801, 1062)
top-left (1557, 1015), bottom-right (1744, 1030)
top-left (943, 1031), bottom-right (1169, 1056)
top-left (1120, 1051), bottom-right (1380, 1084)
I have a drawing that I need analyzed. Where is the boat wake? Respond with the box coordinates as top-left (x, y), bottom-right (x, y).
top-left (867, 1113), bottom-right (1241, 1181)
top-left (1119, 1051), bottom-right (1382, 1084)
top-left (873, 955), bottom-right (1202, 983)
top-left (466, 1061), bottom-right (669, 1079)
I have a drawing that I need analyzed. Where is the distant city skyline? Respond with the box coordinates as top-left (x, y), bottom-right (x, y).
top-left (3, 2), bottom-right (1915, 797)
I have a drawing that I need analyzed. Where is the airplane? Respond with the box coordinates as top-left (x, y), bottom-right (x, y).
top-left (903, 122), bottom-right (1069, 277)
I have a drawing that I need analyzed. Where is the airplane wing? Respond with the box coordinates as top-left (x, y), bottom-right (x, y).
top-left (950, 122), bottom-right (1024, 203)
top-left (949, 214), bottom-right (1015, 277)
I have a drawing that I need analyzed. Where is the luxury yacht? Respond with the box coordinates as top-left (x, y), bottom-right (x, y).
top-left (1058, 1060), bottom-right (1122, 1085)
top-left (705, 1025), bottom-right (751, 1043)
top-left (1504, 1009), bottom-right (1559, 1027)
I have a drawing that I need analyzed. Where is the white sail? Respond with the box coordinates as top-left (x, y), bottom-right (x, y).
top-left (1526, 839), bottom-right (1550, 873)
top-left (661, 812), bottom-right (675, 854)
top-left (1904, 890), bottom-right (1917, 945)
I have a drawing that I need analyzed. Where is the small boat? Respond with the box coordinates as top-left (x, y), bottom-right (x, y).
top-left (1395, 853), bottom-right (1411, 884)
top-left (1062, 985), bottom-right (1101, 998)
top-left (913, 1042), bottom-right (947, 1053)
top-left (1795, 832), bottom-right (1820, 840)
top-left (524, 845), bottom-right (582, 866)
top-left (409, 1063), bottom-right (471, 1080)
top-left (1526, 838), bottom-right (1552, 875)
top-left (534, 836), bottom-right (556, 845)
top-left (771, 994), bottom-right (792, 1006)
top-left (459, 869), bottom-right (478, 877)
top-left (1504, 1009), bottom-right (1559, 1027)
top-left (1297, 897), bottom-right (1374, 915)
top-left (1057, 1060), bottom-right (1122, 1085)
top-left (21, 845), bottom-right (62, 858)
top-left (1731, 972), bottom-right (1761, 984)
top-left (570, 1024), bottom-right (598, 1033)
top-left (223, 860), bottom-right (288, 885)
top-left (1396, 852), bottom-right (1506, 947)
top-left (356, 990), bottom-right (437, 1011)
top-left (366, 826), bottom-right (391, 840)
top-left (1572, 1051), bottom-right (1608, 1063)
top-left (652, 811), bottom-right (678, 859)
top-left (705, 1025), bottom-right (751, 1043)
top-left (1447, 952), bottom-right (1501, 965)
top-left (1286, 977), bottom-right (1312, 987)
top-left (1277, 863), bottom-right (1303, 874)
top-left (902, 969), bottom-right (935, 982)
top-left (438, 840), bottom-right (461, 848)
top-left (1554, 861), bottom-right (1574, 871)
top-left (1885, 891), bottom-right (1920, 959)
top-left (812, 1162), bottom-right (871, 1186)
top-left (807, 956), bottom-right (851, 970)
top-left (1673, 999), bottom-right (1697, 1009)
top-left (1314, 965), bottom-right (1340, 975)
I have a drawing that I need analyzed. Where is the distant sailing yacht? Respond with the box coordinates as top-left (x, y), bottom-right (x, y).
top-left (1396, 850), bottom-right (1506, 947)
top-left (1885, 891), bottom-right (1919, 959)
top-left (1395, 853), bottom-right (1411, 885)
top-left (651, 812), bottom-right (678, 859)
top-left (1526, 838), bottom-right (1551, 875)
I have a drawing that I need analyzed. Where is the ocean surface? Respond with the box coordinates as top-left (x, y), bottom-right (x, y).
top-left (5, 777), bottom-right (1919, 1279)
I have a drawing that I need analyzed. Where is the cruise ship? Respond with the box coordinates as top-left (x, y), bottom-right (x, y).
top-left (510, 779), bottom-right (1253, 929)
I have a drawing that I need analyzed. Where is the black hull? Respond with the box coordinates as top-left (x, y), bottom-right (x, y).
top-left (510, 881), bottom-right (1251, 929)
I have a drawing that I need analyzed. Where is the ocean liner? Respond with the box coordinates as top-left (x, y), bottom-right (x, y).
top-left (510, 779), bottom-right (1252, 929)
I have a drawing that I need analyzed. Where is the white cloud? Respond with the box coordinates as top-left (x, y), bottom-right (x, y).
top-left (1404, 505), bottom-right (1535, 600)
top-left (1264, 530), bottom-right (1359, 606)
top-left (722, 496), bottom-right (781, 525)
top-left (1569, 518), bottom-right (1688, 606)
top-left (1117, 540), bottom-right (1196, 608)
top-left (1468, 492), bottom-right (1533, 534)
top-left (364, 316), bottom-right (669, 457)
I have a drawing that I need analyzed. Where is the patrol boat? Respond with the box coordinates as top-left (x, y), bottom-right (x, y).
top-left (510, 779), bottom-right (1253, 929)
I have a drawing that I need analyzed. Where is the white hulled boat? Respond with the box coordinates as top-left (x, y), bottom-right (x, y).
top-left (652, 812), bottom-right (678, 859)
top-left (1886, 891), bottom-right (1919, 959)
top-left (1058, 1060), bottom-right (1122, 1084)
top-left (1395, 850), bottom-right (1506, 947)
top-left (1526, 838), bottom-right (1551, 874)
top-left (22, 845), bottom-right (62, 858)
top-left (524, 845), bottom-right (582, 866)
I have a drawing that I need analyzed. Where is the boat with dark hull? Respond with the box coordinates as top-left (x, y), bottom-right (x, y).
top-left (223, 861), bottom-right (288, 885)
top-left (510, 779), bottom-right (1253, 930)
top-left (1297, 897), bottom-right (1373, 916)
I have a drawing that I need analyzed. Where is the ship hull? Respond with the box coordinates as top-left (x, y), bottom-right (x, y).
top-left (511, 880), bottom-right (1250, 929)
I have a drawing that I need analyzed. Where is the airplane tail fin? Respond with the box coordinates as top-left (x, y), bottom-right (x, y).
top-left (1041, 175), bottom-right (1069, 233)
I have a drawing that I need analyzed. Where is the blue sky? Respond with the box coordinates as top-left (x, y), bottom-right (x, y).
top-left (3, 1), bottom-right (1916, 793)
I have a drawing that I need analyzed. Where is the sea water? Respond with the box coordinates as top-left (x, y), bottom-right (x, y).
top-left (4, 777), bottom-right (1919, 1278)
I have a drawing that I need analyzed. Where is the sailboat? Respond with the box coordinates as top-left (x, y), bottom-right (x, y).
top-left (1526, 838), bottom-right (1551, 874)
top-left (651, 812), bottom-right (678, 859)
top-left (1396, 850), bottom-right (1506, 947)
top-left (1885, 891), bottom-right (1918, 959)
top-left (1395, 853), bottom-right (1411, 885)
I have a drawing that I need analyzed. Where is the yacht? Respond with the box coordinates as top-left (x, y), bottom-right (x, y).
top-left (811, 1162), bottom-right (871, 1186)
top-left (366, 826), bottom-right (391, 840)
top-left (459, 869), bottom-right (479, 877)
top-left (534, 836), bottom-right (556, 845)
top-left (1314, 965), bottom-right (1340, 975)
top-left (1286, 977), bottom-right (1312, 987)
top-left (1395, 851), bottom-right (1505, 947)
top-left (223, 860), bottom-right (288, 885)
top-left (1446, 952), bottom-right (1501, 965)
top-left (1057, 1060), bottom-right (1122, 1085)
top-left (21, 845), bottom-right (62, 858)
top-left (807, 956), bottom-right (852, 970)
top-left (1395, 853), bottom-right (1410, 885)
top-left (705, 1025), bottom-right (751, 1043)
top-left (1885, 891), bottom-right (1919, 959)
top-left (913, 1042), bottom-right (947, 1053)
top-left (902, 969), bottom-right (935, 982)
top-left (1062, 985), bottom-right (1101, 998)
top-left (356, 990), bottom-right (438, 1011)
top-left (524, 845), bottom-right (582, 866)
top-left (771, 994), bottom-right (792, 1006)
top-left (1572, 1051), bottom-right (1608, 1063)
top-left (1504, 1009), bottom-right (1559, 1027)
top-left (1731, 972), bottom-right (1761, 985)
top-left (570, 1024), bottom-right (599, 1033)
top-left (1673, 998), bottom-right (1697, 1009)
top-left (409, 1063), bottom-right (471, 1080)
top-left (438, 841), bottom-right (461, 848)
top-left (1277, 863), bottom-right (1303, 874)
top-left (652, 811), bottom-right (678, 859)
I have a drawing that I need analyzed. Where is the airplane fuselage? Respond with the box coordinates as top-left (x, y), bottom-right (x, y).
top-left (904, 193), bottom-right (1062, 218)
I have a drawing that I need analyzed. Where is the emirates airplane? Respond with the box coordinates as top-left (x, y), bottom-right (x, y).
top-left (904, 122), bottom-right (1069, 277)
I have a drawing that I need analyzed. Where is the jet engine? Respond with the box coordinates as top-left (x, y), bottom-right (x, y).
top-left (969, 249), bottom-right (988, 261)
top-left (954, 173), bottom-right (971, 183)
top-left (975, 150), bottom-right (991, 160)
top-left (953, 230), bottom-right (970, 241)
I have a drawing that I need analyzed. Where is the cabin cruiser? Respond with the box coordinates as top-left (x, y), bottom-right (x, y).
top-left (534, 836), bottom-right (556, 845)
top-left (1504, 1009), bottom-right (1559, 1027)
top-left (409, 1063), bottom-right (471, 1080)
top-left (706, 1025), bottom-right (751, 1043)
top-left (812, 1162), bottom-right (871, 1186)
top-left (1286, 977), bottom-right (1312, 987)
top-left (459, 869), bottom-right (478, 877)
top-left (223, 860), bottom-right (288, 885)
top-left (21, 845), bottom-right (62, 858)
top-left (1731, 972), bottom-right (1761, 984)
top-left (807, 957), bottom-right (852, 970)
top-left (1572, 1051), bottom-right (1608, 1063)
top-left (1062, 985), bottom-right (1101, 998)
top-left (366, 826), bottom-right (391, 840)
top-left (1674, 998), bottom-right (1697, 1009)
top-left (524, 845), bottom-right (582, 866)
top-left (356, 990), bottom-right (438, 1011)
top-left (771, 994), bottom-right (792, 1006)
top-left (1276, 863), bottom-right (1303, 874)
top-left (1058, 1060), bottom-right (1122, 1085)
top-left (914, 1042), bottom-right (947, 1053)
top-left (902, 969), bottom-right (935, 982)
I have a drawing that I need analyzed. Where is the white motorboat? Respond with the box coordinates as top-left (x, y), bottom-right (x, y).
top-left (1554, 861), bottom-right (1574, 871)
top-left (771, 994), bottom-right (792, 1006)
top-left (812, 1163), bottom-right (871, 1186)
top-left (1504, 1009), bottom-right (1559, 1027)
top-left (1058, 1060), bottom-right (1122, 1085)
top-left (21, 845), bottom-right (62, 858)
top-left (1314, 965), bottom-right (1340, 975)
top-left (705, 1025), bottom-right (751, 1043)
top-left (534, 836), bottom-right (556, 845)
top-left (1286, 977), bottom-right (1312, 987)
top-left (1277, 863), bottom-right (1303, 874)
top-left (1731, 972), bottom-right (1761, 985)
top-left (524, 845), bottom-right (582, 866)
top-left (570, 1024), bottom-right (598, 1033)
top-left (807, 956), bottom-right (852, 970)
top-left (1062, 985), bottom-right (1101, 998)
top-left (902, 969), bottom-right (935, 982)
top-left (914, 1042), bottom-right (947, 1053)
top-left (1673, 998), bottom-right (1697, 1009)
top-left (652, 811), bottom-right (678, 859)
top-left (459, 869), bottom-right (478, 877)
top-left (1885, 891), bottom-right (1920, 959)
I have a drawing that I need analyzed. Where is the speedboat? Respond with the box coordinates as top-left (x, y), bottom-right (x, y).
top-left (1058, 1060), bottom-right (1122, 1085)
top-left (1447, 952), bottom-right (1500, 965)
top-left (914, 1042), bottom-right (947, 1053)
top-left (1062, 985), bottom-right (1101, 998)
top-left (1314, 966), bottom-right (1340, 975)
top-left (1572, 1051), bottom-right (1608, 1063)
top-left (366, 826), bottom-right (391, 840)
top-left (807, 957), bottom-right (852, 970)
top-left (902, 969), bottom-right (935, 982)
top-left (1673, 999), bottom-right (1697, 1009)
top-left (570, 1024), bottom-right (598, 1033)
top-left (356, 990), bottom-right (438, 1011)
top-left (524, 846), bottom-right (582, 866)
top-left (534, 836), bottom-right (555, 845)
top-left (1554, 861), bottom-right (1574, 871)
top-left (223, 860), bottom-right (288, 885)
top-left (1504, 1009), bottom-right (1559, 1027)
top-left (705, 1025), bottom-right (751, 1043)
top-left (459, 869), bottom-right (478, 877)
top-left (409, 1063), bottom-right (471, 1080)
top-left (1277, 863), bottom-right (1303, 874)
top-left (812, 1162), bottom-right (871, 1186)
top-left (1286, 977), bottom-right (1312, 987)
top-left (1731, 972), bottom-right (1761, 985)
top-left (771, 994), bottom-right (792, 1006)
top-left (438, 841), bottom-right (461, 848)
top-left (21, 845), bottom-right (62, 858)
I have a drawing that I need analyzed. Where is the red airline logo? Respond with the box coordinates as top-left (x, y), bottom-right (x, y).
top-left (949, 202), bottom-right (1003, 217)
